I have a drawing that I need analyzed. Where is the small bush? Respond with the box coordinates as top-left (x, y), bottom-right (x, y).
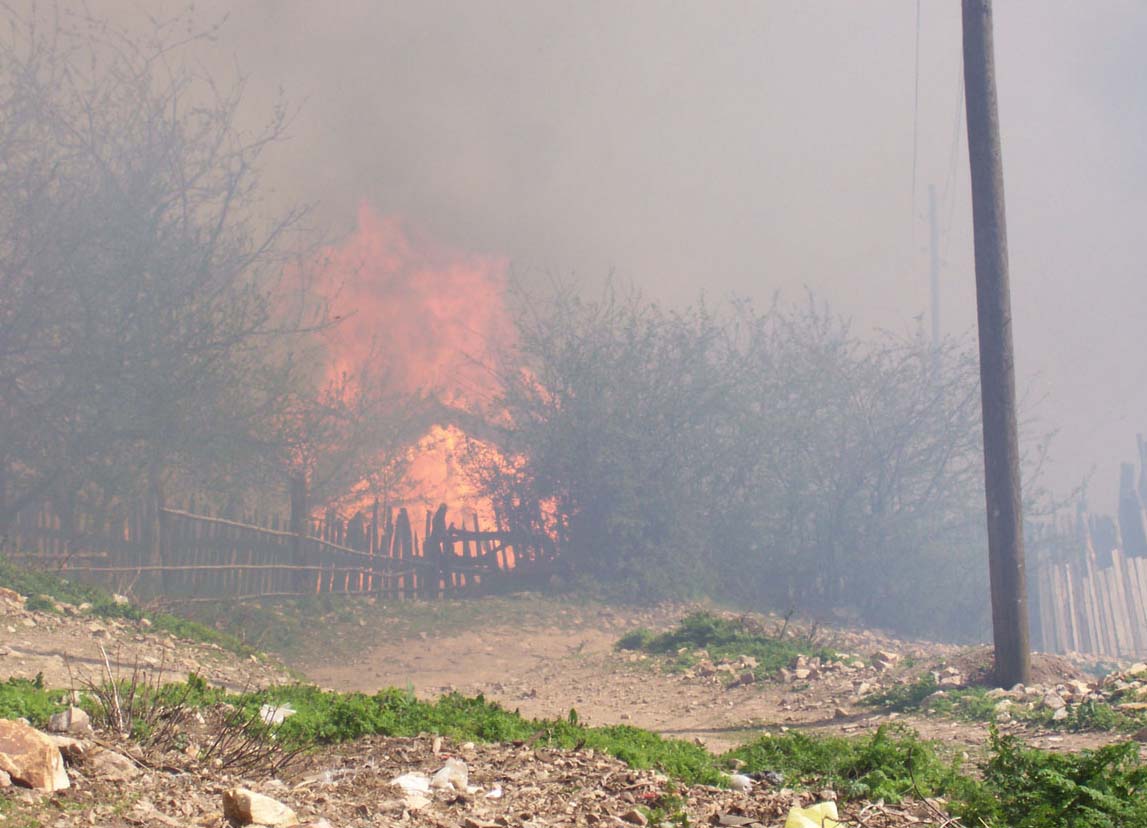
top-left (619, 612), bottom-right (836, 678)
top-left (616, 628), bottom-right (655, 651)
top-left (0, 676), bottom-right (64, 727)
top-left (862, 674), bottom-right (940, 712)
top-left (23, 594), bottom-right (57, 613)
top-left (952, 729), bottom-right (1147, 828)
top-left (725, 725), bottom-right (963, 804)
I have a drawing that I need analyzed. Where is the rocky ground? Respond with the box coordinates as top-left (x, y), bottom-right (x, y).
top-left (3, 589), bottom-right (1146, 827)
top-left (0, 587), bottom-right (292, 693)
top-left (299, 597), bottom-right (1139, 755)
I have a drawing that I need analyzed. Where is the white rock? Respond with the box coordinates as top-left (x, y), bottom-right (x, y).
top-left (1041, 692), bottom-right (1066, 711)
top-left (222, 787), bottom-right (299, 827)
top-left (47, 706), bottom-right (91, 736)
top-left (86, 747), bottom-right (141, 781)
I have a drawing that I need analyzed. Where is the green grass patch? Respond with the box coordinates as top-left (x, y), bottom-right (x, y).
top-left (616, 611), bottom-right (836, 679)
top-left (952, 729), bottom-right (1147, 828)
top-left (242, 684), bottom-right (725, 785)
top-left (0, 675), bottom-right (65, 727)
top-left (726, 725), bottom-right (968, 804)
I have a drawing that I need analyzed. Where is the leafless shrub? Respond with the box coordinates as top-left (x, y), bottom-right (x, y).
top-left (198, 706), bottom-right (304, 775)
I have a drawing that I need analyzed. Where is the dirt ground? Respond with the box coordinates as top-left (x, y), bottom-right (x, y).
top-left (3, 590), bottom-right (1145, 827)
top-left (2, 588), bottom-right (1135, 758)
top-left (294, 595), bottom-right (1132, 756)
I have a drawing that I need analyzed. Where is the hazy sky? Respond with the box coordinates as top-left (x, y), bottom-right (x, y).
top-left (127, 2), bottom-right (1147, 510)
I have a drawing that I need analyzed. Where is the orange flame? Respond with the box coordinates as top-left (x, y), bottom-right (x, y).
top-left (315, 203), bottom-right (513, 525)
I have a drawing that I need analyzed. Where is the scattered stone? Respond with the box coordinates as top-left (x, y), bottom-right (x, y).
top-left (620, 807), bottom-right (648, 825)
top-left (429, 756), bottom-right (468, 792)
top-left (0, 769), bottom-right (10, 787)
top-left (44, 735), bottom-right (87, 762)
top-left (872, 651), bottom-right (900, 671)
top-left (0, 719), bottom-right (69, 791)
top-left (719, 816), bottom-right (757, 827)
top-left (463, 818), bottom-right (501, 828)
top-left (1051, 707), bottom-right (1069, 722)
top-left (47, 706), bottom-right (91, 736)
top-left (222, 787), bottom-right (299, 827)
top-left (86, 746), bottom-right (142, 781)
top-left (728, 671), bottom-right (756, 688)
top-left (1041, 692), bottom-right (1066, 711)
top-left (1066, 679), bottom-right (1092, 697)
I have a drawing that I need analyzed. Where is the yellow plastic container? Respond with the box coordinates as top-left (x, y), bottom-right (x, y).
top-left (784, 801), bottom-right (841, 828)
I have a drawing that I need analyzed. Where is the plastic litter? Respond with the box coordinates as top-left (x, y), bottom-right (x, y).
top-left (784, 801), bottom-right (842, 828)
top-left (391, 772), bottom-right (431, 794)
top-left (727, 773), bottom-right (753, 792)
top-left (258, 703), bottom-right (296, 726)
top-left (485, 784), bottom-right (503, 799)
top-left (430, 757), bottom-right (469, 792)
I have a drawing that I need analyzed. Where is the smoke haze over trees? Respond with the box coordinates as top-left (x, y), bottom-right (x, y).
top-left (0, 5), bottom-right (1061, 643)
top-left (0, 10), bottom-right (416, 525)
top-left (473, 286), bottom-right (1003, 640)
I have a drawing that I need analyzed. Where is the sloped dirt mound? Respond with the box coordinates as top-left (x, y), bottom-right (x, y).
top-left (0, 587), bottom-right (291, 692)
top-left (932, 645), bottom-right (1087, 688)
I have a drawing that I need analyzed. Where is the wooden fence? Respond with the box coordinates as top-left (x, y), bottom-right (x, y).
top-left (1032, 441), bottom-right (1147, 660)
top-left (2, 495), bottom-right (559, 604)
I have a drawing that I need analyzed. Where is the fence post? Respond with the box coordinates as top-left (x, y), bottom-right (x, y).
top-left (289, 474), bottom-right (309, 594)
top-left (144, 463), bottom-right (167, 596)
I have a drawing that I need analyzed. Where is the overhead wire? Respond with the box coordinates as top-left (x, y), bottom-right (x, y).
top-left (940, 46), bottom-right (965, 268)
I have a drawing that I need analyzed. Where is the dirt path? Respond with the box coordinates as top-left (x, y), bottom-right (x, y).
top-left (296, 597), bottom-right (1126, 755)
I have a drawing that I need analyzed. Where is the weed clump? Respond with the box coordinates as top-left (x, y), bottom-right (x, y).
top-left (952, 729), bottom-right (1147, 828)
top-left (726, 726), bottom-right (963, 804)
top-left (0, 675), bottom-right (64, 727)
top-left (616, 611), bottom-right (835, 678)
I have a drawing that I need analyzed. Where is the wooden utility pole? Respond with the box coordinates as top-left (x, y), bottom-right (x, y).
top-left (961, 0), bottom-right (1031, 687)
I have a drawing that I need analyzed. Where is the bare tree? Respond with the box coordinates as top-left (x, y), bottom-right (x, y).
top-left (0, 7), bottom-right (310, 524)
